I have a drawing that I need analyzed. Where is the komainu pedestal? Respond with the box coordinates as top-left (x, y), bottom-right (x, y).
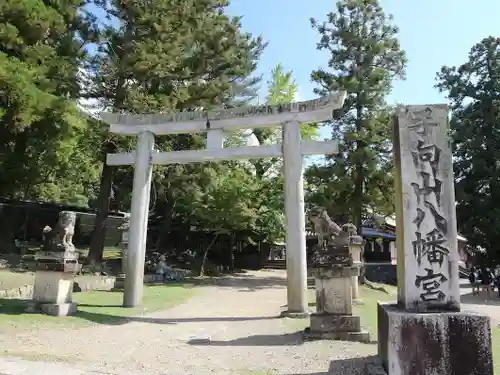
top-left (304, 213), bottom-right (370, 343)
top-left (304, 266), bottom-right (370, 343)
top-left (28, 211), bottom-right (80, 316)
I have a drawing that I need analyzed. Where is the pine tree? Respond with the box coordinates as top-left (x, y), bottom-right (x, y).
top-left (436, 37), bottom-right (500, 263)
top-left (0, 0), bottom-right (97, 198)
top-left (86, 0), bottom-right (266, 262)
top-left (308, 0), bottom-right (406, 229)
top-left (0, 0), bottom-right (98, 250)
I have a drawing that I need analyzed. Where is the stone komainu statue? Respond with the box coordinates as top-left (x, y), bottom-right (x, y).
top-left (307, 207), bottom-right (342, 248)
top-left (42, 211), bottom-right (77, 251)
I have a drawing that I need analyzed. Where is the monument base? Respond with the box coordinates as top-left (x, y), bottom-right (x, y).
top-left (377, 302), bottom-right (493, 375)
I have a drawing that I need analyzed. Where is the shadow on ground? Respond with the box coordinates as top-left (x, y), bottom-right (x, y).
top-left (0, 297), bottom-right (283, 326)
top-left (0, 270), bottom-right (302, 327)
top-left (288, 355), bottom-right (380, 375)
top-left (188, 331), bottom-right (305, 346)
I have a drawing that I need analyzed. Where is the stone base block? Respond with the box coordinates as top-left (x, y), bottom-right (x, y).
top-left (25, 302), bottom-right (77, 316)
top-left (316, 275), bottom-right (353, 314)
top-left (303, 327), bottom-right (371, 343)
top-left (33, 271), bottom-right (74, 305)
top-left (310, 313), bottom-right (361, 332)
top-left (315, 266), bottom-right (360, 278)
top-left (377, 302), bottom-right (493, 375)
top-left (41, 302), bottom-right (77, 316)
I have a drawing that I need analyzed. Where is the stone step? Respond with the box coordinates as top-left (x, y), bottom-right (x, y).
top-left (303, 327), bottom-right (371, 344)
top-left (310, 314), bottom-right (361, 332)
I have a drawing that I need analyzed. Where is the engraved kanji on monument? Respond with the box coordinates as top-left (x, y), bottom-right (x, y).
top-left (393, 104), bottom-right (460, 312)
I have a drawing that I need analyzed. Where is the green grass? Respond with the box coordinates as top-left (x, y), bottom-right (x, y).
top-left (0, 284), bottom-right (196, 331)
top-left (352, 284), bottom-right (397, 340)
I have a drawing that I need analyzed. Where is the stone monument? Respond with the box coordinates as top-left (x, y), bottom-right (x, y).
top-left (304, 208), bottom-right (369, 343)
top-left (28, 211), bottom-right (81, 316)
top-left (377, 105), bottom-right (493, 374)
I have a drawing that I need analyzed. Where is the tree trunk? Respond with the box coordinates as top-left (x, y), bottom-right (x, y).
top-left (88, 144), bottom-right (116, 265)
top-left (199, 233), bottom-right (219, 276)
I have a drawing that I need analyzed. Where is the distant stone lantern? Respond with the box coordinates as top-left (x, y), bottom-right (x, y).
top-left (117, 214), bottom-right (130, 284)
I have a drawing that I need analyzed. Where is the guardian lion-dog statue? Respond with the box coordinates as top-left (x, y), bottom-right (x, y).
top-left (43, 211), bottom-right (76, 251)
top-left (307, 207), bottom-right (342, 248)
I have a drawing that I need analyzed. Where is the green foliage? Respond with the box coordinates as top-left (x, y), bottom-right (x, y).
top-left (307, 0), bottom-right (406, 227)
top-left (0, 0), bottom-right (100, 204)
top-left (436, 37), bottom-right (500, 262)
top-left (192, 166), bottom-right (260, 234)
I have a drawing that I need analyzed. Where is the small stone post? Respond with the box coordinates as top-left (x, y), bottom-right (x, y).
top-left (377, 105), bottom-right (493, 374)
top-left (304, 221), bottom-right (370, 343)
top-left (29, 211), bottom-right (81, 316)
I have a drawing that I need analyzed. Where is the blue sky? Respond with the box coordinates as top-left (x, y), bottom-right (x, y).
top-left (227, 0), bottom-right (500, 106)
top-left (84, 0), bottom-right (500, 143)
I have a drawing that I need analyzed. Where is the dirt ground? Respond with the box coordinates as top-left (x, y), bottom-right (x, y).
top-left (0, 270), bottom-right (378, 375)
top-left (0, 270), bottom-right (498, 375)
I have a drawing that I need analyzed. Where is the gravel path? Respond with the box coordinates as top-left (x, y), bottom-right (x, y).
top-left (0, 270), bottom-right (377, 375)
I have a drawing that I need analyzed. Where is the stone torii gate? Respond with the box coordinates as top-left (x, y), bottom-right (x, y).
top-left (101, 91), bottom-right (346, 313)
